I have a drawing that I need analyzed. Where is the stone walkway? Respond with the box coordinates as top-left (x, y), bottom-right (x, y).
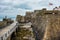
top-left (12, 22), bottom-right (35, 40)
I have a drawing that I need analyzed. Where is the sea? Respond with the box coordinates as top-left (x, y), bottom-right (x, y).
top-left (0, 17), bottom-right (16, 21)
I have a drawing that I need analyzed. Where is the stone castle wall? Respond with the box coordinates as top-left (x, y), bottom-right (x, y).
top-left (31, 9), bottom-right (60, 40)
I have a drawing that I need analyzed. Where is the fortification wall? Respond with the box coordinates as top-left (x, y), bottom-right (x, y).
top-left (31, 10), bottom-right (60, 40)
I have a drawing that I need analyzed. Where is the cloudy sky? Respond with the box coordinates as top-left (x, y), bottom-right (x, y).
top-left (0, 0), bottom-right (60, 17)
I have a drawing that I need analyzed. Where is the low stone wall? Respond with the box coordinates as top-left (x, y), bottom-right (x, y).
top-left (0, 21), bottom-right (7, 28)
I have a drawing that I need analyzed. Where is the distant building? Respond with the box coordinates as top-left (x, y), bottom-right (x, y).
top-left (53, 6), bottom-right (60, 10)
top-left (3, 16), bottom-right (13, 24)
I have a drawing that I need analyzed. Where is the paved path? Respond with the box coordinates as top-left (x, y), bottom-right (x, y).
top-left (20, 22), bottom-right (32, 28)
top-left (20, 22), bottom-right (35, 40)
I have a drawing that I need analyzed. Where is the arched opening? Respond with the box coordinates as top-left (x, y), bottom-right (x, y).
top-left (11, 32), bottom-right (16, 40)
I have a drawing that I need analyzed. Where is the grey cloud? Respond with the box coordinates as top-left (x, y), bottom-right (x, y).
top-left (14, 3), bottom-right (32, 10)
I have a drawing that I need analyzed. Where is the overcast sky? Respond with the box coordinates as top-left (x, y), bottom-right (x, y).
top-left (0, 0), bottom-right (60, 17)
